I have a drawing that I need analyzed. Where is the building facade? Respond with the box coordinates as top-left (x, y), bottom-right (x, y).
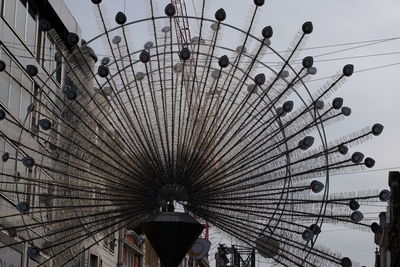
top-left (374, 171), bottom-right (400, 267)
top-left (0, 0), bottom-right (118, 266)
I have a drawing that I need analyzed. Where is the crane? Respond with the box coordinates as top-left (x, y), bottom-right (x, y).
top-left (171, 0), bottom-right (192, 49)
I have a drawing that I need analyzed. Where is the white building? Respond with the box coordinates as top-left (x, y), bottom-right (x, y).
top-left (0, 0), bottom-right (118, 266)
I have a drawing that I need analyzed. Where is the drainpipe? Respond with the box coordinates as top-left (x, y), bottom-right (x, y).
top-left (22, 242), bottom-right (28, 267)
top-left (139, 236), bottom-right (146, 267)
top-left (117, 228), bottom-right (125, 267)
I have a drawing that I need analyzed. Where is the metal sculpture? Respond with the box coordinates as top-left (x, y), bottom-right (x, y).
top-left (0, 0), bottom-right (388, 266)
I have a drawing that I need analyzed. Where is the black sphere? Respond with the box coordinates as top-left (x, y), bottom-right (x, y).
top-left (140, 50), bottom-right (151, 63)
top-left (341, 257), bottom-right (352, 267)
top-left (115, 12), bottom-right (127, 25)
top-left (350, 211), bottom-right (364, 222)
top-left (218, 55), bottom-right (230, 68)
top-left (98, 65), bottom-right (109, 78)
top-left (22, 156), bottom-right (35, 168)
top-left (348, 199), bottom-right (360, 211)
top-left (0, 109), bottom-right (5, 121)
top-left (282, 101), bottom-right (294, 113)
top-left (39, 119), bottom-right (52, 131)
top-left (372, 123), bottom-right (384, 136)
top-left (2, 152), bottom-right (9, 162)
top-left (262, 26), bottom-right (273, 39)
top-left (180, 48), bottom-right (191, 61)
top-left (254, 73), bottom-right (266, 86)
top-left (343, 64), bottom-right (354, 77)
top-left (370, 222), bottom-right (380, 233)
top-left (17, 202), bottom-right (30, 213)
top-left (341, 106), bottom-right (352, 116)
top-left (302, 21), bottom-right (313, 34)
top-left (332, 97), bottom-right (344, 110)
top-left (215, 8), bottom-right (226, 22)
top-left (26, 65), bottom-right (38, 77)
top-left (165, 4), bottom-right (176, 17)
top-left (301, 229), bottom-right (314, 241)
top-left (310, 180), bottom-right (324, 193)
top-left (91, 0), bottom-right (102, 4)
top-left (0, 60), bottom-right (5, 72)
top-left (101, 57), bottom-right (110, 66)
top-left (27, 246), bottom-right (40, 259)
top-left (39, 19), bottom-right (52, 32)
top-left (253, 0), bottom-right (265, 6)
top-left (314, 100), bottom-right (324, 110)
top-left (351, 152), bottom-right (364, 164)
top-left (67, 32), bottom-right (80, 46)
top-left (338, 144), bottom-right (348, 155)
top-left (299, 136), bottom-right (314, 150)
top-left (364, 157), bottom-right (375, 168)
top-left (302, 56), bottom-right (314, 69)
top-left (379, 190), bottom-right (391, 202)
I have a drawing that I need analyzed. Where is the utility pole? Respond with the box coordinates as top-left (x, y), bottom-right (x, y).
top-left (388, 171), bottom-right (400, 266)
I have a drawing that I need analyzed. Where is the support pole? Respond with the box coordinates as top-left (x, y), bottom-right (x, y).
top-left (117, 228), bottom-right (125, 267)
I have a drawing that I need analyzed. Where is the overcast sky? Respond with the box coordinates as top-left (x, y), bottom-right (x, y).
top-left (64, 0), bottom-right (400, 265)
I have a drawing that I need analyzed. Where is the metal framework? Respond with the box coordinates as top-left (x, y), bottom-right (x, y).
top-left (0, 0), bottom-right (389, 266)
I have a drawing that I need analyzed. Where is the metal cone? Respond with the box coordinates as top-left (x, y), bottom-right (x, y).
top-left (141, 212), bottom-right (205, 267)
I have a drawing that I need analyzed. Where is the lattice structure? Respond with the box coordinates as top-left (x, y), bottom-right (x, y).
top-left (0, 0), bottom-right (389, 266)
top-left (171, 0), bottom-right (192, 48)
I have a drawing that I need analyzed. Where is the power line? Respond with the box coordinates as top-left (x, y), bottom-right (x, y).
top-left (313, 37), bottom-right (400, 58)
top-left (307, 62), bottom-right (400, 83)
top-left (2, 35), bottom-right (400, 61)
top-left (294, 36), bottom-right (400, 52)
top-left (329, 165), bottom-right (400, 178)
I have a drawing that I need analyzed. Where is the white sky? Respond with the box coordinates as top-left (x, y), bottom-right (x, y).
top-left (64, 0), bottom-right (400, 265)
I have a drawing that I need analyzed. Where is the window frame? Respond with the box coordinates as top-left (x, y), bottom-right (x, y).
top-left (0, 45), bottom-right (34, 123)
top-left (41, 32), bottom-right (62, 85)
top-left (1, 0), bottom-right (38, 56)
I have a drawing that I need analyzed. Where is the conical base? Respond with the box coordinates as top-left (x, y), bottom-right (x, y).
top-left (141, 212), bottom-right (204, 267)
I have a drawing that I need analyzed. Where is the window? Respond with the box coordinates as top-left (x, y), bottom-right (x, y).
top-left (0, 46), bottom-right (33, 121)
top-left (0, 141), bottom-right (27, 203)
top-left (3, 0), bottom-right (16, 28)
top-left (25, 0), bottom-right (37, 50)
top-left (20, 73), bottom-right (31, 119)
top-left (2, 0), bottom-right (38, 54)
top-left (90, 254), bottom-right (98, 267)
top-left (33, 171), bottom-right (54, 221)
top-left (15, 0), bottom-right (26, 39)
top-left (0, 139), bottom-right (5, 173)
top-left (134, 255), bottom-right (140, 267)
top-left (9, 62), bottom-right (22, 117)
top-left (0, 50), bottom-right (11, 104)
top-left (43, 33), bottom-right (62, 83)
top-left (109, 237), bottom-right (116, 253)
top-left (103, 238), bottom-right (109, 250)
top-left (103, 235), bottom-right (116, 254)
top-left (124, 247), bottom-right (135, 267)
